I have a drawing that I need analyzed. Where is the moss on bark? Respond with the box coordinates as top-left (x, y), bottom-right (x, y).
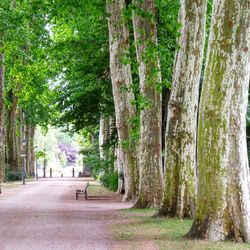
top-left (187, 0), bottom-right (250, 242)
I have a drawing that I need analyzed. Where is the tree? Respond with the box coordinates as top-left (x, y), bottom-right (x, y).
top-left (107, 0), bottom-right (139, 201)
top-left (3, 0), bottom-right (51, 174)
top-left (187, 0), bottom-right (250, 242)
top-left (158, 0), bottom-right (207, 218)
top-left (132, 0), bottom-right (163, 208)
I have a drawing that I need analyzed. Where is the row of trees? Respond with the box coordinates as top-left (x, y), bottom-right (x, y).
top-left (0, 1), bottom-right (53, 180)
top-left (0, 0), bottom-right (116, 183)
top-left (104, 0), bottom-right (250, 243)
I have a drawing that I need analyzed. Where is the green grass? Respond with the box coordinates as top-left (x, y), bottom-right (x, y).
top-left (1, 181), bottom-right (22, 189)
top-left (88, 183), bottom-right (116, 196)
top-left (111, 208), bottom-right (250, 250)
top-left (1, 178), bottom-right (35, 187)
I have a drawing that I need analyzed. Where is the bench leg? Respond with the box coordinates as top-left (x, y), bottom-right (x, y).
top-left (76, 193), bottom-right (78, 200)
top-left (85, 192), bottom-right (88, 200)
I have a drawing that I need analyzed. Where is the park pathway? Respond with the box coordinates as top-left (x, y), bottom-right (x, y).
top-left (0, 178), bottom-right (131, 250)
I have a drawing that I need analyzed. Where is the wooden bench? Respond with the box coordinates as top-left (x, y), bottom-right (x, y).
top-left (75, 182), bottom-right (89, 200)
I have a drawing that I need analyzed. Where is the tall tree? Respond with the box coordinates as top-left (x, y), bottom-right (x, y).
top-left (187, 0), bottom-right (250, 242)
top-left (132, 0), bottom-right (163, 208)
top-left (107, 0), bottom-right (139, 201)
top-left (3, 0), bottom-right (51, 175)
top-left (158, 0), bottom-right (207, 218)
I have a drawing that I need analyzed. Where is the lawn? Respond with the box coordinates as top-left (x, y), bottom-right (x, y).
top-left (111, 208), bottom-right (250, 250)
top-left (88, 183), bottom-right (116, 196)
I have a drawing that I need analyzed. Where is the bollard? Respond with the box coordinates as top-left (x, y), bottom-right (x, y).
top-left (50, 168), bottom-right (52, 178)
top-left (72, 168), bottom-right (75, 178)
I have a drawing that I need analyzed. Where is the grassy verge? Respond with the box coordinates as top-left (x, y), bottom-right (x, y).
top-left (111, 208), bottom-right (250, 250)
top-left (1, 178), bottom-right (35, 189)
top-left (88, 183), bottom-right (117, 197)
top-left (1, 181), bottom-right (23, 189)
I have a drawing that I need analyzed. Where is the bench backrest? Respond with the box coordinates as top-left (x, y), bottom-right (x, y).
top-left (83, 182), bottom-right (89, 192)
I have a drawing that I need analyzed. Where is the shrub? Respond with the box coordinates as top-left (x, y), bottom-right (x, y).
top-left (5, 171), bottom-right (23, 181)
top-left (99, 171), bottom-right (118, 192)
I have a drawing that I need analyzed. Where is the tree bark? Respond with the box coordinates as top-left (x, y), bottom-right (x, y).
top-left (29, 126), bottom-right (35, 177)
top-left (25, 120), bottom-right (30, 176)
top-left (0, 54), bottom-right (4, 181)
top-left (16, 107), bottom-right (22, 172)
top-left (115, 144), bottom-right (125, 194)
top-left (6, 92), bottom-right (19, 171)
top-left (99, 116), bottom-right (109, 161)
top-left (161, 88), bottom-right (170, 173)
top-left (187, 0), bottom-right (250, 242)
top-left (107, 0), bottom-right (139, 201)
top-left (25, 121), bottom-right (35, 177)
top-left (132, 0), bottom-right (163, 208)
top-left (159, 0), bottom-right (207, 218)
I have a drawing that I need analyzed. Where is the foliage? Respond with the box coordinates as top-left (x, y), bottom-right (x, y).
top-left (79, 126), bottom-right (117, 188)
top-left (48, 0), bottom-right (113, 132)
top-left (79, 129), bottom-right (100, 176)
top-left (1, 0), bottom-right (54, 129)
top-left (36, 150), bottom-right (46, 160)
top-left (99, 171), bottom-right (118, 192)
top-left (5, 170), bottom-right (22, 181)
top-left (80, 133), bottom-right (116, 177)
top-left (156, 0), bottom-right (180, 89)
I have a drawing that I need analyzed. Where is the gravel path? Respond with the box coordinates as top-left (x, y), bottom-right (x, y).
top-left (0, 178), bottom-right (131, 250)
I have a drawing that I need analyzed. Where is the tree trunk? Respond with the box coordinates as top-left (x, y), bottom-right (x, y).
top-left (6, 93), bottom-right (19, 171)
top-left (161, 88), bottom-right (170, 173)
top-left (25, 120), bottom-right (30, 176)
top-left (158, 0), bottom-right (207, 218)
top-left (16, 107), bottom-right (22, 172)
top-left (132, 0), bottom-right (163, 208)
top-left (187, 0), bottom-right (250, 242)
top-left (108, 117), bottom-right (116, 173)
top-left (107, 0), bottom-right (139, 202)
top-left (99, 116), bottom-right (109, 161)
top-left (115, 144), bottom-right (125, 194)
top-left (25, 121), bottom-right (35, 177)
top-left (0, 54), bottom-right (4, 181)
top-left (29, 126), bottom-right (35, 177)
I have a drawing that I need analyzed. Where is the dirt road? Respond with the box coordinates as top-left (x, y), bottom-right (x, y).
top-left (0, 178), bottom-right (131, 250)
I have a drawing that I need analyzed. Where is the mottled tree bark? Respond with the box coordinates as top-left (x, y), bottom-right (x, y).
top-left (132, 0), bottom-right (163, 208)
top-left (99, 116), bottom-right (109, 161)
top-left (159, 0), bottom-right (207, 218)
top-left (25, 121), bottom-right (35, 177)
top-left (115, 144), bottom-right (125, 194)
top-left (0, 54), bottom-right (4, 181)
top-left (187, 0), bottom-right (250, 242)
top-left (107, 0), bottom-right (139, 201)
